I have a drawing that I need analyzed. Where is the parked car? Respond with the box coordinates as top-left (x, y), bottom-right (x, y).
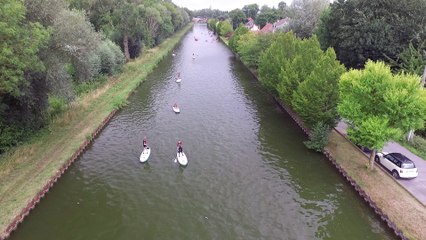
top-left (375, 152), bottom-right (418, 179)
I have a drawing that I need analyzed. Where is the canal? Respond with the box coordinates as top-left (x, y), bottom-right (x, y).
top-left (10, 24), bottom-right (394, 240)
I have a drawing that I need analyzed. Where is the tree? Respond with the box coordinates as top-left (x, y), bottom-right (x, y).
top-left (143, 5), bottom-right (162, 47)
top-left (338, 61), bottom-right (426, 169)
top-left (51, 9), bottom-right (101, 82)
top-left (112, 1), bottom-right (142, 61)
top-left (287, 0), bottom-right (329, 39)
top-left (237, 32), bottom-right (275, 69)
top-left (25, 0), bottom-right (69, 26)
top-left (207, 18), bottom-right (219, 33)
top-left (258, 32), bottom-right (298, 93)
top-left (317, 0), bottom-right (426, 69)
top-left (229, 24), bottom-right (249, 53)
top-left (255, 5), bottom-right (280, 29)
top-left (155, 3), bottom-right (174, 44)
top-left (218, 20), bottom-right (232, 37)
top-left (291, 48), bottom-right (345, 127)
top-left (277, 35), bottom-right (323, 105)
top-left (229, 8), bottom-right (246, 30)
top-left (0, 0), bottom-right (50, 97)
top-left (242, 4), bottom-right (259, 20)
top-left (394, 42), bottom-right (426, 76)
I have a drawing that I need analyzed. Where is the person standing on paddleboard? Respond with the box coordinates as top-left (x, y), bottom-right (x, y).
top-left (177, 140), bottom-right (183, 156)
top-left (143, 136), bottom-right (148, 148)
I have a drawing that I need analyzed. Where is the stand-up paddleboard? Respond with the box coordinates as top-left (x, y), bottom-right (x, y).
top-left (176, 150), bottom-right (188, 166)
top-left (139, 146), bottom-right (151, 163)
top-left (173, 106), bottom-right (180, 113)
top-left (176, 78), bottom-right (182, 83)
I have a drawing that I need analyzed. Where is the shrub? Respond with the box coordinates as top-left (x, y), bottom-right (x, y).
top-left (98, 40), bottom-right (116, 75)
top-left (48, 95), bottom-right (67, 119)
top-left (304, 122), bottom-right (331, 152)
top-left (410, 135), bottom-right (426, 153)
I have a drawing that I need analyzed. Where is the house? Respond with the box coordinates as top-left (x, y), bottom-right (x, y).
top-left (273, 18), bottom-right (290, 32)
top-left (260, 23), bottom-right (274, 33)
top-left (245, 17), bottom-right (260, 32)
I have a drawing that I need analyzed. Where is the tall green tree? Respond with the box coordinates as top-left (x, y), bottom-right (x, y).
top-left (287, 0), bottom-right (329, 39)
top-left (317, 0), bottom-right (426, 69)
top-left (242, 4), bottom-right (259, 20)
top-left (258, 32), bottom-right (298, 93)
top-left (237, 32), bottom-right (275, 69)
top-left (291, 48), bottom-right (345, 127)
top-left (113, 1), bottom-right (143, 61)
top-left (1, 0), bottom-right (50, 153)
top-left (0, 0), bottom-right (50, 97)
top-left (229, 24), bottom-right (249, 53)
top-left (255, 5), bottom-right (280, 29)
top-left (277, 35), bottom-right (323, 105)
top-left (338, 61), bottom-right (426, 169)
top-left (394, 42), bottom-right (426, 76)
top-left (218, 20), bottom-right (232, 37)
top-left (229, 8), bottom-right (246, 30)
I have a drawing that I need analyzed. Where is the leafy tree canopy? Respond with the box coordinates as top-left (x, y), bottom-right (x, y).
top-left (229, 8), bottom-right (246, 30)
top-left (0, 0), bottom-right (50, 97)
top-left (317, 0), bottom-right (426, 69)
top-left (292, 48), bottom-right (345, 127)
top-left (338, 60), bottom-right (426, 168)
top-left (242, 4), bottom-right (259, 20)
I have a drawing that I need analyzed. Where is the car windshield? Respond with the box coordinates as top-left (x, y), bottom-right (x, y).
top-left (401, 162), bottom-right (416, 169)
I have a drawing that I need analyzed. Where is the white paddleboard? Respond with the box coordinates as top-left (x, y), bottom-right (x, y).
top-left (139, 147), bottom-right (151, 163)
top-left (176, 78), bottom-right (182, 83)
top-left (176, 151), bottom-right (188, 166)
top-left (173, 106), bottom-right (180, 113)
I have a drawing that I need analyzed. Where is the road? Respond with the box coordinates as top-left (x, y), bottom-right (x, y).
top-left (336, 121), bottom-right (426, 206)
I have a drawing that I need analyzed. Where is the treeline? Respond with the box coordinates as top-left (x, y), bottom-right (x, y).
top-left (0, 0), bottom-right (191, 153)
top-left (212, 0), bottom-right (426, 162)
top-left (206, 1), bottom-right (328, 39)
top-left (208, 0), bottom-right (426, 75)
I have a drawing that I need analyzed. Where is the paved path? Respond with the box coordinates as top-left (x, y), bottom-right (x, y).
top-left (336, 121), bottom-right (426, 206)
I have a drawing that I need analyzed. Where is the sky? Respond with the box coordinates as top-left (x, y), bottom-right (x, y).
top-left (172, 0), bottom-right (294, 11)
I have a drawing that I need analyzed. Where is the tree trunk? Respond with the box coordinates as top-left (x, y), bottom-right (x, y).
top-left (369, 149), bottom-right (376, 170)
top-left (123, 35), bottom-right (130, 62)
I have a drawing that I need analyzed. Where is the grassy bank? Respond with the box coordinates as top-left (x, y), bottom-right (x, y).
top-left (0, 24), bottom-right (193, 236)
top-left (327, 130), bottom-right (426, 239)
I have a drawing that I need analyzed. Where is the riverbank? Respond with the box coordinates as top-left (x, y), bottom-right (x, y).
top-left (219, 36), bottom-right (426, 239)
top-left (0, 24), bottom-right (193, 239)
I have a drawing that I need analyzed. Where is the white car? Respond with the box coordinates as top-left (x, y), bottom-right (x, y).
top-left (375, 152), bottom-right (418, 179)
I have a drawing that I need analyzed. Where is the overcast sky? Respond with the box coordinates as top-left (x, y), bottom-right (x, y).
top-left (172, 0), bottom-right (294, 11)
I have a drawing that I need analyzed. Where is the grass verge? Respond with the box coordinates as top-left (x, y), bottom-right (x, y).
top-left (0, 24), bottom-right (192, 237)
top-left (327, 130), bottom-right (426, 240)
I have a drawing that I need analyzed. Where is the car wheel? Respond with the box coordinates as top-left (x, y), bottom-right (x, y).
top-left (392, 170), bottom-right (399, 179)
top-left (375, 156), bottom-right (380, 163)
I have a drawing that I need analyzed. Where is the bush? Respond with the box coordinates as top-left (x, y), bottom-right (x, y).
top-left (304, 122), bottom-right (331, 152)
top-left (0, 120), bottom-right (31, 154)
top-left (109, 41), bottom-right (125, 73)
top-left (48, 95), bottom-right (67, 119)
top-left (98, 40), bottom-right (116, 75)
top-left (410, 135), bottom-right (426, 153)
